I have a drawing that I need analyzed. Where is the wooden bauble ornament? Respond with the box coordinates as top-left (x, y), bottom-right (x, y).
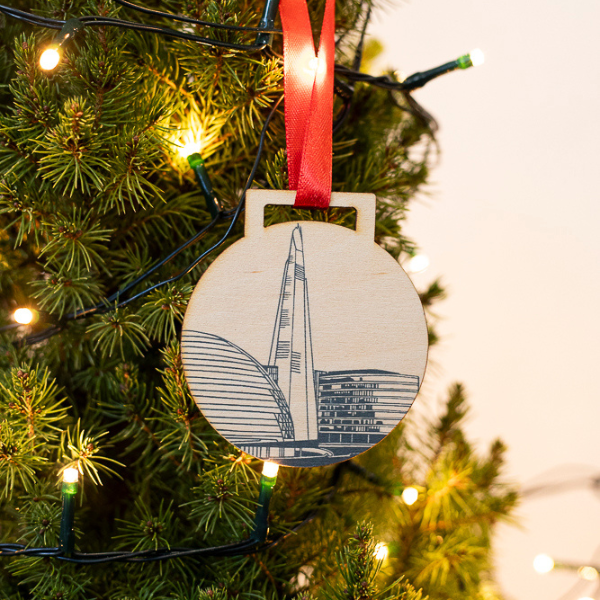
top-left (182, 190), bottom-right (428, 467)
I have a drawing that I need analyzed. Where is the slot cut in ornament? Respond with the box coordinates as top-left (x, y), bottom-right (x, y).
top-left (182, 190), bottom-right (428, 467)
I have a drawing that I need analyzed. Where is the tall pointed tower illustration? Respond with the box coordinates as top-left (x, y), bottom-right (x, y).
top-left (268, 226), bottom-right (318, 442)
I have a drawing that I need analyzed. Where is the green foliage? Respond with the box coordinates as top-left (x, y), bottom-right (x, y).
top-left (0, 0), bottom-right (516, 599)
top-left (0, 420), bottom-right (46, 499)
top-left (139, 283), bottom-right (193, 342)
top-left (114, 498), bottom-right (179, 551)
top-left (384, 384), bottom-right (518, 600)
top-left (187, 466), bottom-right (256, 536)
top-left (0, 365), bottom-right (67, 441)
top-left (39, 208), bottom-right (112, 274)
top-left (87, 307), bottom-right (150, 358)
top-left (60, 419), bottom-right (124, 484)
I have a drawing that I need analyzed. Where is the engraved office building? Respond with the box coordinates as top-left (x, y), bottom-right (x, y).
top-left (315, 370), bottom-right (420, 451)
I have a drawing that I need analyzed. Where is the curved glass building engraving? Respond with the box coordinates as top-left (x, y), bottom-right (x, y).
top-left (182, 225), bottom-right (421, 466)
top-left (182, 331), bottom-right (294, 444)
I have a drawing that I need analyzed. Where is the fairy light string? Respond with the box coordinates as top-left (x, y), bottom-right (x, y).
top-left (0, 460), bottom-right (392, 564)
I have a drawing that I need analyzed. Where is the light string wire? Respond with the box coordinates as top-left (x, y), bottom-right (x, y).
top-left (3, 35), bottom-right (410, 348)
top-left (0, 2), bottom-right (472, 91)
top-left (0, 461), bottom-right (359, 564)
top-left (111, 0), bottom-right (281, 33)
top-left (0, 0), bottom-right (282, 50)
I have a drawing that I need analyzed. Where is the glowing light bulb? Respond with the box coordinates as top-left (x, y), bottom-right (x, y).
top-left (63, 467), bottom-right (79, 483)
top-left (469, 48), bottom-right (485, 67)
top-left (402, 486), bottom-right (419, 505)
top-left (406, 254), bottom-right (430, 274)
top-left (374, 542), bottom-right (389, 560)
top-left (178, 136), bottom-right (202, 158)
top-left (262, 461), bottom-right (279, 478)
top-left (533, 554), bottom-right (555, 574)
top-left (394, 70), bottom-right (407, 83)
top-left (40, 47), bottom-right (60, 71)
top-left (578, 566), bottom-right (599, 581)
top-left (13, 308), bottom-right (35, 325)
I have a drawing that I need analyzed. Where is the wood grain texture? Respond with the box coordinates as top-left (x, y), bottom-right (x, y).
top-left (182, 190), bottom-right (428, 467)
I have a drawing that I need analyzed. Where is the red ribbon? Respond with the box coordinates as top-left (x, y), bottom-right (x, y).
top-left (279, 0), bottom-right (335, 208)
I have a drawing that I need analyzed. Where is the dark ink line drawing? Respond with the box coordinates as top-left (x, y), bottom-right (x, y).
top-left (182, 225), bottom-right (420, 466)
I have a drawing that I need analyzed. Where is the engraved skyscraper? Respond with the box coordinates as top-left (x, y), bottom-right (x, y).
top-left (268, 225), bottom-right (318, 441)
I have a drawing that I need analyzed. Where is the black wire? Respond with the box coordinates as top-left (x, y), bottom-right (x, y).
top-left (334, 0), bottom-right (366, 48)
top-left (0, 5), bottom-right (273, 51)
top-left (390, 90), bottom-right (439, 137)
top-left (78, 17), bottom-right (268, 51)
top-left (19, 325), bottom-right (64, 348)
top-left (115, 93), bottom-right (283, 310)
top-left (1, 2), bottom-right (439, 330)
top-left (0, 5), bottom-right (64, 26)
top-left (334, 64), bottom-right (407, 90)
top-left (0, 5), bottom-right (64, 29)
top-left (111, 0), bottom-right (281, 34)
top-left (0, 458), bottom-right (346, 564)
top-left (69, 212), bottom-right (224, 320)
top-left (331, 4), bottom-right (372, 135)
top-left (0, 4), bottom-right (441, 98)
top-left (332, 98), bottom-right (352, 134)
top-left (521, 473), bottom-right (600, 498)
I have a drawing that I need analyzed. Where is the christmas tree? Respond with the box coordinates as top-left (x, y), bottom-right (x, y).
top-left (0, 1), bottom-right (517, 598)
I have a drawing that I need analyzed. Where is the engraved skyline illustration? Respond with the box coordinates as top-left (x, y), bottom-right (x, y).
top-left (182, 225), bottom-right (421, 466)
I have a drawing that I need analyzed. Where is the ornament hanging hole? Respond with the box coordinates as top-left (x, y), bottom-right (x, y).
top-left (263, 205), bottom-right (356, 231)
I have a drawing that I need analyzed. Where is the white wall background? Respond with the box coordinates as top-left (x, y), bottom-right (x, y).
top-left (370, 1), bottom-right (600, 599)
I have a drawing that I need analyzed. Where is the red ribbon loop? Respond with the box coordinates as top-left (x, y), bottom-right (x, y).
top-left (279, 0), bottom-right (335, 209)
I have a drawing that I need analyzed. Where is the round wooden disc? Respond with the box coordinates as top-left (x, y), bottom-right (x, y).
top-left (182, 190), bottom-right (428, 467)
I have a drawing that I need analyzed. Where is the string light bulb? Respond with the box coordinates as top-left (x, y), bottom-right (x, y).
top-left (262, 461), bottom-right (279, 478)
top-left (457, 49), bottom-right (485, 70)
top-left (374, 542), bottom-right (389, 560)
top-left (578, 566), bottom-right (599, 581)
top-left (176, 113), bottom-right (203, 159)
top-left (401, 48), bottom-right (486, 91)
top-left (308, 56), bottom-right (326, 76)
top-left (63, 467), bottom-right (79, 484)
top-left (469, 48), bottom-right (485, 67)
top-left (39, 47), bottom-right (60, 71)
top-left (251, 461), bottom-right (280, 543)
top-left (406, 254), bottom-right (430, 274)
top-left (186, 150), bottom-right (222, 219)
top-left (402, 486), bottom-right (419, 505)
top-left (38, 18), bottom-right (83, 72)
top-left (300, 47), bottom-right (324, 84)
top-left (533, 554), bottom-right (555, 574)
top-left (178, 133), bottom-right (202, 159)
top-left (59, 465), bottom-right (79, 556)
top-left (13, 307), bottom-right (35, 325)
